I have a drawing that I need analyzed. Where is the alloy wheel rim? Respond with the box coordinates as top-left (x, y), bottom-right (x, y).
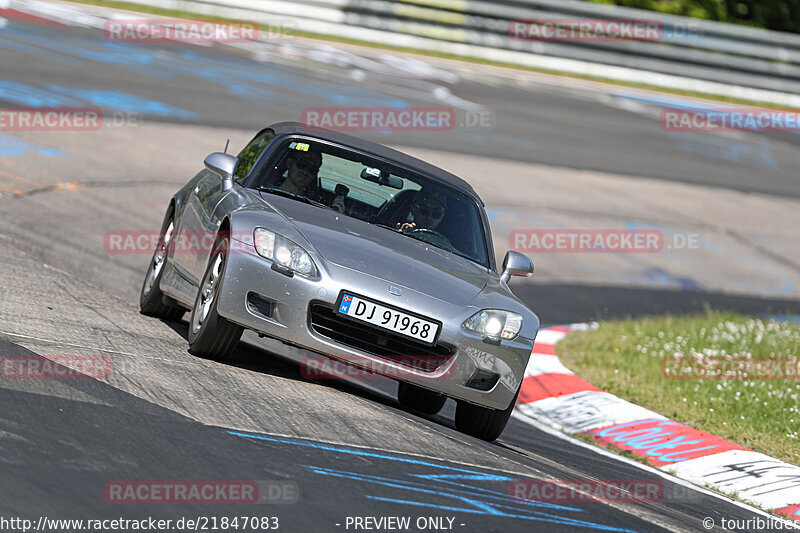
top-left (143, 221), bottom-right (173, 298)
top-left (192, 251), bottom-right (224, 334)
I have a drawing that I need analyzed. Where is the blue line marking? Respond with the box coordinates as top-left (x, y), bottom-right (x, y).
top-left (229, 430), bottom-right (638, 531)
top-left (0, 80), bottom-right (81, 107)
top-left (0, 80), bottom-right (198, 120)
top-left (45, 85), bottom-right (199, 120)
top-left (0, 134), bottom-right (64, 157)
top-left (228, 430), bottom-right (507, 476)
top-left (0, 26), bottom-right (173, 79)
top-left (613, 91), bottom-right (721, 112)
top-left (0, 33), bottom-right (86, 67)
top-left (365, 497), bottom-right (634, 531)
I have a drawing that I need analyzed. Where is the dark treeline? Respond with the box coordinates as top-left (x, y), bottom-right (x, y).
top-left (587, 0), bottom-right (800, 34)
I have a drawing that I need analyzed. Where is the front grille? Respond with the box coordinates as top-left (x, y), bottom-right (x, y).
top-left (308, 303), bottom-right (455, 373)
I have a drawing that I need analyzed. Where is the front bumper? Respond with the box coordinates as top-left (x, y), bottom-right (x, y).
top-left (216, 244), bottom-right (533, 410)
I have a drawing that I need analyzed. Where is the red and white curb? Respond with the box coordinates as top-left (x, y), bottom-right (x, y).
top-left (514, 325), bottom-right (800, 522)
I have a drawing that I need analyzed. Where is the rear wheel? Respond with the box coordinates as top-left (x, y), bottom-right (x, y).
top-left (455, 389), bottom-right (519, 442)
top-left (188, 236), bottom-right (243, 362)
top-left (397, 382), bottom-right (447, 415)
top-left (140, 215), bottom-right (184, 321)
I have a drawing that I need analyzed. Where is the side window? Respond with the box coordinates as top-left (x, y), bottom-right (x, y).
top-left (234, 129), bottom-right (275, 183)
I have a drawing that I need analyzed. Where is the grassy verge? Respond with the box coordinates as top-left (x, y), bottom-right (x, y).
top-left (557, 312), bottom-right (800, 466)
top-left (64, 0), bottom-right (798, 111)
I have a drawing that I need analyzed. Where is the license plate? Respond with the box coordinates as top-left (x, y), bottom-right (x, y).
top-left (336, 292), bottom-right (440, 344)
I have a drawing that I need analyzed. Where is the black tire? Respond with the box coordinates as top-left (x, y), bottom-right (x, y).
top-left (187, 236), bottom-right (243, 362)
top-left (397, 382), bottom-right (447, 415)
top-left (139, 211), bottom-right (184, 321)
top-left (455, 388), bottom-right (520, 442)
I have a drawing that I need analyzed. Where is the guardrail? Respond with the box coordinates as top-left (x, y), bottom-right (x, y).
top-left (341, 0), bottom-right (800, 94)
top-left (101, 0), bottom-right (800, 104)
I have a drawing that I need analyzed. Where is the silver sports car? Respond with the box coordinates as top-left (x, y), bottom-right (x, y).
top-left (140, 122), bottom-right (539, 441)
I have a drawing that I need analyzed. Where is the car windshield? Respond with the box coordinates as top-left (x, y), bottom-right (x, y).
top-left (251, 139), bottom-right (490, 267)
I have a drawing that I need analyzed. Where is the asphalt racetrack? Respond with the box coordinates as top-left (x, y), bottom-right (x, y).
top-left (1, 6), bottom-right (799, 532)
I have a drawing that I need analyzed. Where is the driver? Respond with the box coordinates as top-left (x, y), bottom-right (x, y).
top-left (277, 149), bottom-right (344, 212)
top-left (395, 188), bottom-right (448, 234)
top-left (279, 149), bottom-right (321, 196)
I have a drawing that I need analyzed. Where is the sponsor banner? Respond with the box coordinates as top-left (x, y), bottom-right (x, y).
top-left (661, 355), bottom-right (800, 380)
top-left (517, 374), bottom-right (598, 405)
top-left (516, 390), bottom-right (664, 434)
top-left (509, 478), bottom-right (663, 504)
top-left (587, 418), bottom-right (743, 467)
top-left (664, 450), bottom-right (800, 510)
top-left (1, 355), bottom-right (112, 379)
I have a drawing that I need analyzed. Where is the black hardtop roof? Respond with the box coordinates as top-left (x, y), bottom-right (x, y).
top-left (265, 121), bottom-right (480, 201)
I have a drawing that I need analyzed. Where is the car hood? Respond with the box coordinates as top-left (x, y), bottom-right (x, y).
top-left (259, 193), bottom-right (489, 305)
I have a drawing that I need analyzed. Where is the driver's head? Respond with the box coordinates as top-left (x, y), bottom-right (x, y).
top-left (411, 188), bottom-right (447, 230)
top-left (286, 149), bottom-right (322, 191)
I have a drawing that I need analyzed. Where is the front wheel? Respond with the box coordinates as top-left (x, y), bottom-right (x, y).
top-left (455, 389), bottom-right (519, 441)
top-left (140, 216), bottom-right (184, 321)
top-left (397, 382), bottom-right (447, 415)
top-left (187, 237), bottom-right (243, 362)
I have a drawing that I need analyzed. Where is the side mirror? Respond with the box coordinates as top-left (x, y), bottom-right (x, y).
top-left (500, 250), bottom-right (534, 284)
top-left (204, 152), bottom-right (237, 191)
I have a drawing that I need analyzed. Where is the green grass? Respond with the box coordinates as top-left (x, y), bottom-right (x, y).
top-left (557, 312), bottom-right (800, 466)
top-left (64, 0), bottom-right (800, 111)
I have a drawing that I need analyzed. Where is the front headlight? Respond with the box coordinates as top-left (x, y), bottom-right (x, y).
top-left (253, 228), bottom-right (317, 277)
top-left (463, 310), bottom-right (523, 341)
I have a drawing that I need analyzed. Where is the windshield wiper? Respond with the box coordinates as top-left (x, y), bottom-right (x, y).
top-left (257, 186), bottom-right (333, 210)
